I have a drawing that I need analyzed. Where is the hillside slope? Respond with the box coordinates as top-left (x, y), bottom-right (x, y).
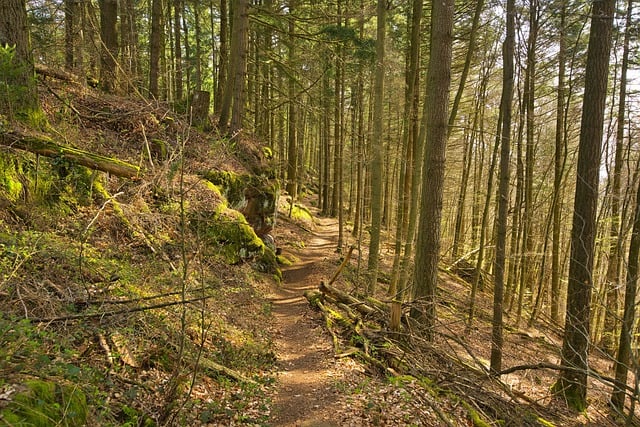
top-left (0, 76), bottom-right (626, 426)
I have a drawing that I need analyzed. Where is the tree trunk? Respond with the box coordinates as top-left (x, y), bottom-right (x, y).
top-left (0, 0), bottom-right (38, 115)
top-left (389, 0), bottom-right (422, 298)
top-left (519, 0), bottom-right (538, 318)
top-left (551, 2), bottom-right (567, 325)
top-left (172, 0), bottom-right (183, 102)
top-left (214, 0), bottom-right (228, 115)
top-left (191, 90), bottom-right (210, 128)
top-left (286, 1), bottom-right (298, 199)
top-left (148, 0), bottom-right (163, 99)
top-left (554, 0), bottom-right (615, 411)
top-left (601, 0), bottom-right (632, 355)
top-left (411, 0), bottom-right (454, 338)
top-left (229, 0), bottom-right (249, 134)
top-left (491, 0), bottom-right (515, 372)
top-left (366, 0), bottom-right (387, 296)
top-left (447, 0), bottom-right (485, 134)
top-left (99, 0), bottom-right (118, 93)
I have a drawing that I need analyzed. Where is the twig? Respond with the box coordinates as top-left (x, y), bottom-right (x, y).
top-left (16, 284), bottom-right (28, 318)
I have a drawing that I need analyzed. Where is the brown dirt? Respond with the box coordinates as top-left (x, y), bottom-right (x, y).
top-left (268, 215), bottom-right (344, 426)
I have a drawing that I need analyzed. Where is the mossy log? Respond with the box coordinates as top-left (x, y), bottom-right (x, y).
top-left (1, 127), bottom-right (140, 179)
top-left (319, 281), bottom-right (375, 316)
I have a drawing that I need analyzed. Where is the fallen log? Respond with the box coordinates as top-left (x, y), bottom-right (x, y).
top-left (319, 281), bottom-right (375, 316)
top-left (1, 127), bottom-right (140, 179)
top-left (35, 63), bottom-right (81, 84)
top-left (199, 357), bottom-right (257, 385)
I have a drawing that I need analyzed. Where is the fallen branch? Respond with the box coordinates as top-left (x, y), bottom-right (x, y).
top-left (319, 281), bottom-right (375, 316)
top-left (1, 126), bottom-right (140, 179)
top-left (31, 295), bottom-right (212, 323)
top-left (498, 362), bottom-right (635, 394)
top-left (328, 245), bottom-right (355, 286)
top-left (199, 357), bottom-right (257, 385)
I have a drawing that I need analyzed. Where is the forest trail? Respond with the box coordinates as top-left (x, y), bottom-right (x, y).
top-left (269, 215), bottom-right (343, 426)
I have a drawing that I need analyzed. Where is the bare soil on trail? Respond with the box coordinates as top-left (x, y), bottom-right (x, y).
top-left (268, 215), bottom-right (344, 426)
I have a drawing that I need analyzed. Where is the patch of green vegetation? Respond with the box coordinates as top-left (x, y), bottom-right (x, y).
top-left (288, 203), bottom-right (313, 222)
top-left (461, 400), bottom-right (492, 427)
top-left (276, 254), bottom-right (293, 266)
top-left (118, 405), bottom-right (156, 427)
top-left (0, 45), bottom-right (40, 121)
top-left (0, 380), bottom-right (87, 427)
top-left (202, 170), bottom-right (252, 209)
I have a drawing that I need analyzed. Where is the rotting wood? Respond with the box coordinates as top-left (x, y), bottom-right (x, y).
top-left (0, 127), bottom-right (140, 179)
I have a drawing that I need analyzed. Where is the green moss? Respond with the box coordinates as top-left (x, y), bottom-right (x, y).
top-left (289, 203), bottom-right (313, 222)
top-left (461, 401), bottom-right (492, 427)
top-left (551, 379), bottom-right (587, 412)
top-left (276, 255), bottom-right (293, 266)
top-left (262, 146), bottom-right (273, 160)
top-left (192, 205), bottom-right (276, 270)
top-left (0, 380), bottom-right (88, 427)
top-left (0, 154), bottom-right (25, 201)
top-left (202, 170), bottom-right (251, 209)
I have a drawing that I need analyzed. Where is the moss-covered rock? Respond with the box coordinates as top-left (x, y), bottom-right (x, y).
top-left (0, 380), bottom-right (88, 427)
top-left (202, 170), bottom-right (279, 237)
top-left (191, 203), bottom-right (279, 277)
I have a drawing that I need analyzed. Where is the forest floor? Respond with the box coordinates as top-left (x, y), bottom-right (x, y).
top-left (266, 208), bottom-right (422, 426)
top-left (262, 199), bottom-right (629, 426)
top-left (1, 76), bottom-right (636, 426)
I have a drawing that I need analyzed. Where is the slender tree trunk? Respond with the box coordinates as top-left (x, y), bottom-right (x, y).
top-left (601, 0), bottom-right (632, 355)
top-left (468, 110), bottom-right (500, 324)
top-left (554, 0), bottom-right (615, 410)
top-left (286, 1), bottom-right (298, 198)
top-left (490, 0), bottom-right (515, 369)
top-left (99, 0), bottom-right (118, 93)
top-left (519, 0), bottom-right (538, 315)
top-left (65, 0), bottom-right (76, 70)
top-left (214, 0), bottom-right (228, 115)
top-left (447, 0), bottom-right (485, 133)
top-left (194, 2), bottom-right (202, 92)
top-left (366, 0), bottom-right (387, 296)
top-left (551, 1), bottom-right (567, 324)
top-left (411, 0), bottom-right (454, 337)
top-left (389, 0), bottom-right (421, 298)
top-left (172, 0), bottom-right (183, 101)
top-left (148, 0), bottom-right (163, 98)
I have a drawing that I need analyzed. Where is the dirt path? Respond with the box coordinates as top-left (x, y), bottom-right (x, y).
top-left (269, 216), bottom-right (343, 427)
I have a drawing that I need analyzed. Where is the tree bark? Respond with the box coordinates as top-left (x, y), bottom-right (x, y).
top-left (99, 0), bottom-right (118, 93)
top-left (149, 0), bottom-right (163, 99)
top-left (491, 0), bottom-right (515, 374)
top-left (0, 0), bottom-right (38, 114)
top-left (366, 0), bottom-right (387, 296)
top-left (554, 0), bottom-right (615, 411)
top-left (411, 0), bottom-right (454, 338)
